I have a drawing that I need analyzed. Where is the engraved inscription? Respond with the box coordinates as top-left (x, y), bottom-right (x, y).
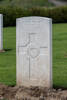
top-left (28, 48), bottom-right (40, 58)
top-left (19, 33), bottom-right (48, 58)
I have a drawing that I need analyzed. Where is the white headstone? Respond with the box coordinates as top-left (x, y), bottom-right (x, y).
top-left (0, 14), bottom-right (3, 51)
top-left (16, 17), bottom-right (52, 88)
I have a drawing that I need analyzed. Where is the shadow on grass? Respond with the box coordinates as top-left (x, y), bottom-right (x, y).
top-left (4, 49), bottom-right (13, 52)
top-left (53, 85), bottom-right (67, 90)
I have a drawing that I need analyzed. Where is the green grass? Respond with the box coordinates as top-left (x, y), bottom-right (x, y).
top-left (0, 0), bottom-right (54, 8)
top-left (53, 23), bottom-right (67, 88)
top-left (0, 23), bottom-right (67, 88)
top-left (0, 27), bottom-right (16, 85)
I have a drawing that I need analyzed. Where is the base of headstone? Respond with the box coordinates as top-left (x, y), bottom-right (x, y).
top-left (0, 50), bottom-right (5, 53)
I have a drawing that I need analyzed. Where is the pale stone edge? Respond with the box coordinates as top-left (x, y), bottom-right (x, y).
top-left (16, 16), bottom-right (52, 22)
top-left (49, 18), bottom-right (53, 88)
top-left (0, 14), bottom-right (3, 51)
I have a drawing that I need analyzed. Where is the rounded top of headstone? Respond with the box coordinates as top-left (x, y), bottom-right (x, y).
top-left (0, 14), bottom-right (3, 16)
top-left (16, 16), bottom-right (52, 22)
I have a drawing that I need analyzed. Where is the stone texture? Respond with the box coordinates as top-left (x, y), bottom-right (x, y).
top-left (0, 14), bottom-right (3, 51)
top-left (16, 17), bottom-right (52, 88)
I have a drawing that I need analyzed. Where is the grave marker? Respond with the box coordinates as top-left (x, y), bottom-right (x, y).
top-left (16, 17), bottom-right (52, 88)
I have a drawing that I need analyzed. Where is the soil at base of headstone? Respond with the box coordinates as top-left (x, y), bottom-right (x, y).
top-left (0, 50), bottom-right (5, 53)
top-left (0, 84), bottom-right (67, 100)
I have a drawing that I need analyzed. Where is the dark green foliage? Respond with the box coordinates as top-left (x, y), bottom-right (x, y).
top-left (0, 6), bottom-right (67, 26)
top-left (60, 0), bottom-right (67, 1)
top-left (49, 7), bottom-right (67, 23)
top-left (0, 0), bottom-right (53, 8)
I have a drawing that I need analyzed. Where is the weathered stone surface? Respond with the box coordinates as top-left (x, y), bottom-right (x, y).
top-left (16, 16), bottom-right (52, 88)
top-left (0, 14), bottom-right (3, 51)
